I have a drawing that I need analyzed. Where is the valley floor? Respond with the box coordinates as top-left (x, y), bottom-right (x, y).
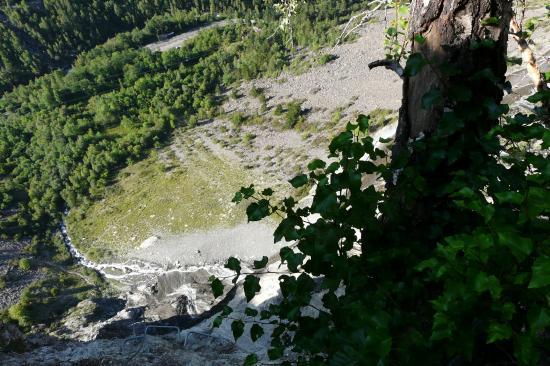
top-left (67, 19), bottom-right (403, 265)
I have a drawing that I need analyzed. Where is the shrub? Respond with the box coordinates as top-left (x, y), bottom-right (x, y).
top-left (318, 53), bottom-right (338, 65)
top-left (259, 94), bottom-right (268, 113)
top-left (250, 87), bottom-right (263, 98)
top-left (230, 112), bottom-right (246, 128)
top-left (18, 258), bottom-right (31, 271)
top-left (285, 101), bottom-right (304, 129)
top-left (187, 115), bottom-right (198, 128)
top-left (273, 104), bottom-right (284, 116)
top-left (242, 133), bottom-right (256, 145)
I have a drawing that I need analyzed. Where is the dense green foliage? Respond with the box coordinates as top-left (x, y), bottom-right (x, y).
top-left (0, 0), bottom-right (369, 94)
top-left (0, 0), bottom-right (274, 94)
top-left (212, 58), bottom-right (550, 365)
top-left (7, 270), bottom-right (99, 328)
top-left (0, 0), bottom-right (370, 238)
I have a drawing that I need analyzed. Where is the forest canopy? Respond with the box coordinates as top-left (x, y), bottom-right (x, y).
top-left (0, 0), bottom-right (372, 237)
top-left (0, 0), bottom-right (272, 94)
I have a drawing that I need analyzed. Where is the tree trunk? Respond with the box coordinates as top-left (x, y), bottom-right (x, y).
top-left (393, 0), bottom-right (513, 157)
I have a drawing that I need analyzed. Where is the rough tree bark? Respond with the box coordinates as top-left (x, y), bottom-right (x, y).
top-left (393, 0), bottom-right (514, 157)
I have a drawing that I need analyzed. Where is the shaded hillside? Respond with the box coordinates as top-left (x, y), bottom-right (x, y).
top-left (0, 0), bottom-right (267, 94)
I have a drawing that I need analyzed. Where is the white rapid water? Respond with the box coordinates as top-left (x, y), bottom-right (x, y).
top-left (60, 221), bottom-right (237, 320)
top-left (60, 223), bottom-right (168, 281)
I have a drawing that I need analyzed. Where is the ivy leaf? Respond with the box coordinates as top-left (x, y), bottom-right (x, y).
top-left (222, 306), bottom-right (233, 316)
top-left (231, 320), bottom-right (245, 341)
top-left (404, 53), bottom-right (426, 76)
top-left (357, 114), bottom-right (369, 132)
top-left (210, 278), bottom-right (224, 298)
top-left (415, 257), bottom-right (438, 271)
top-left (345, 121), bottom-right (358, 131)
top-left (487, 322), bottom-right (512, 343)
top-left (250, 323), bottom-right (264, 342)
top-left (311, 186), bottom-right (338, 216)
top-left (254, 256), bottom-right (269, 269)
top-left (225, 257), bottom-right (241, 283)
top-left (232, 191), bottom-right (243, 203)
top-left (246, 199), bottom-right (270, 221)
top-left (506, 56), bottom-right (522, 65)
top-left (240, 185), bottom-right (255, 198)
top-left (329, 131), bottom-right (353, 154)
top-left (244, 354), bottom-right (258, 366)
top-left (481, 16), bottom-right (500, 26)
top-left (325, 161), bottom-right (340, 174)
top-left (386, 27), bottom-right (397, 36)
top-left (422, 87), bottom-right (443, 109)
top-left (274, 215), bottom-right (301, 242)
top-left (497, 231), bottom-right (533, 261)
top-left (289, 174), bottom-right (308, 188)
top-left (226, 257), bottom-right (241, 272)
top-left (233, 186), bottom-right (255, 203)
top-left (448, 84), bottom-right (472, 102)
top-left (280, 247), bottom-right (305, 272)
top-left (483, 98), bottom-right (509, 119)
top-left (261, 188), bottom-right (274, 196)
top-left (414, 34), bottom-right (426, 44)
top-left (528, 256), bottom-right (550, 289)
top-left (494, 191), bottom-right (524, 205)
top-left (308, 159), bottom-right (326, 170)
top-left (268, 346), bottom-right (284, 360)
top-left (527, 90), bottom-right (550, 104)
top-left (213, 315), bottom-right (224, 328)
top-left (529, 307), bottom-right (550, 332)
top-left (431, 313), bottom-right (453, 340)
top-left (525, 187), bottom-right (550, 219)
top-left (514, 335), bottom-right (538, 366)
top-left (245, 307), bottom-right (258, 317)
top-left (244, 275), bottom-right (261, 302)
top-left (473, 272), bottom-right (502, 299)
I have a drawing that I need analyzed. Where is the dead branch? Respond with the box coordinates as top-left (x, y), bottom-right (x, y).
top-left (333, 0), bottom-right (388, 48)
top-left (368, 59), bottom-right (404, 78)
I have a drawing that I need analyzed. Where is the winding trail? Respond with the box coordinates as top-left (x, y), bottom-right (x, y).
top-left (145, 20), bottom-right (229, 52)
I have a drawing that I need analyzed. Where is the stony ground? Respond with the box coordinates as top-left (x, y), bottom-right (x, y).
top-left (504, 5), bottom-right (550, 109)
top-left (0, 334), bottom-right (246, 365)
top-left (0, 240), bottom-right (43, 310)
top-left (67, 15), bottom-right (403, 264)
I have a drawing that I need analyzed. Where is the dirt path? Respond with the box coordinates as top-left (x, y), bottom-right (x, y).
top-left (145, 20), bottom-right (229, 52)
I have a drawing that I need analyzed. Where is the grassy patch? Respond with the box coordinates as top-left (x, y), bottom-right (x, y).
top-left (231, 112), bottom-right (247, 128)
top-left (242, 132), bottom-right (256, 145)
top-left (67, 149), bottom-right (257, 260)
top-left (331, 107), bottom-right (345, 125)
top-left (317, 53), bottom-right (338, 65)
top-left (368, 108), bottom-right (398, 132)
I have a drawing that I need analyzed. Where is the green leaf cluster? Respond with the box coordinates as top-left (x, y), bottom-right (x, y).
top-left (211, 64), bottom-right (550, 365)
